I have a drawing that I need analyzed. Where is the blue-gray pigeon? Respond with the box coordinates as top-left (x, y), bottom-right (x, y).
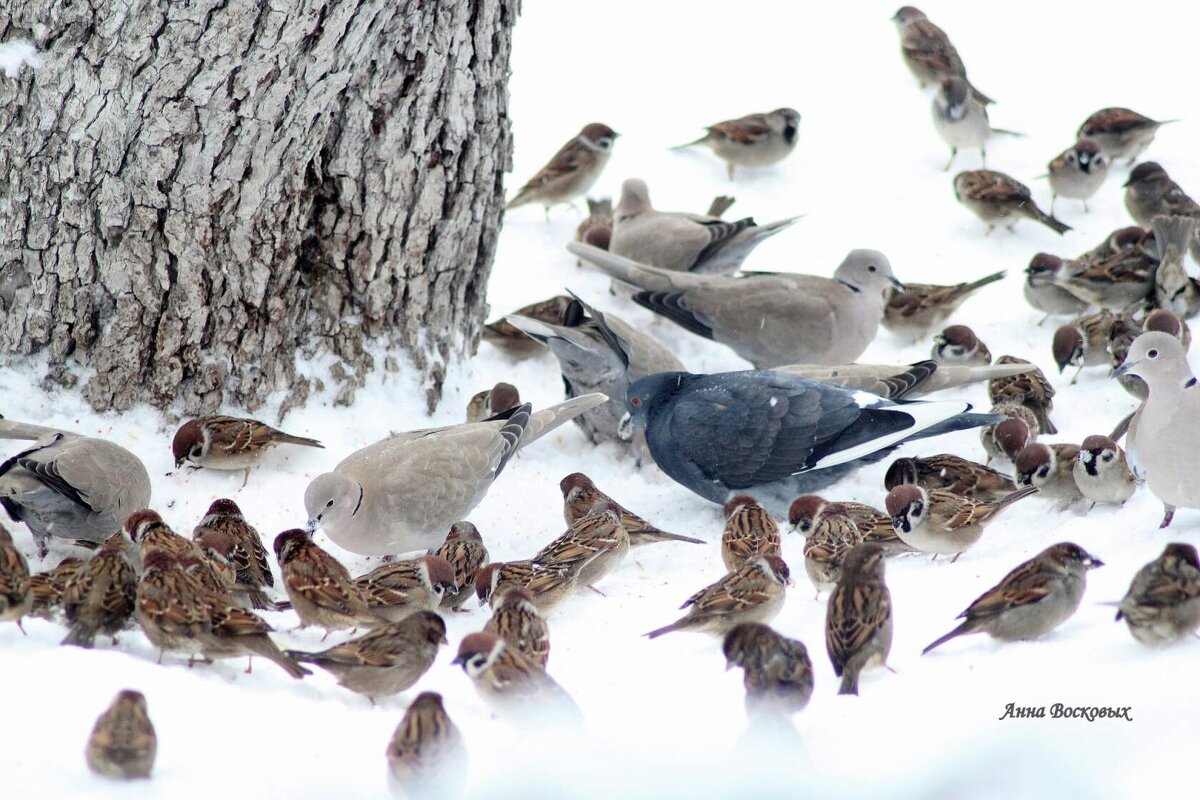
top-left (624, 370), bottom-right (999, 514)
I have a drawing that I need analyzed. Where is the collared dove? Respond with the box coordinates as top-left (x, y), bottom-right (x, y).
top-left (0, 417), bottom-right (151, 555)
top-left (304, 394), bottom-right (607, 556)
top-left (609, 179), bottom-right (798, 275)
top-left (505, 294), bottom-right (682, 453)
top-left (1113, 332), bottom-right (1200, 528)
top-left (622, 369), bottom-right (1000, 515)
top-left (568, 242), bottom-right (903, 368)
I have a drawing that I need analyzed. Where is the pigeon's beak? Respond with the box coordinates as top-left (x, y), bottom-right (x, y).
top-left (617, 412), bottom-right (635, 441)
top-left (305, 518), bottom-right (320, 533)
top-left (889, 277), bottom-right (907, 291)
top-left (1113, 360), bottom-right (1138, 377)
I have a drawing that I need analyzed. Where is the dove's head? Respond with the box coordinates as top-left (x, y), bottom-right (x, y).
top-left (304, 472), bottom-right (364, 534)
top-left (615, 178), bottom-right (652, 221)
top-left (1113, 331), bottom-right (1192, 389)
top-left (835, 249), bottom-right (905, 302)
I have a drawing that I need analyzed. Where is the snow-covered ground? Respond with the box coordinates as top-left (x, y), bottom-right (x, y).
top-left (2, 1), bottom-right (1197, 796)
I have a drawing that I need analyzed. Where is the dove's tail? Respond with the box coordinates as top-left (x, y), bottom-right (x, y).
top-left (518, 394), bottom-right (610, 451)
top-left (567, 242), bottom-right (700, 291)
top-left (0, 417), bottom-right (63, 441)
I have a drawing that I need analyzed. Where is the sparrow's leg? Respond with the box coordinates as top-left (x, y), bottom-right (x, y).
top-left (1050, 195), bottom-right (1057, 216)
top-left (943, 147), bottom-right (957, 172)
top-left (726, 162), bottom-right (735, 181)
top-left (16, 619), bottom-right (26, 636)
top-left (1083, 199), bottom-right (1089, 214)
top-left (980, 146), bottom-right (987, 168)
top-left (240, 468), bottom-right (250, 489)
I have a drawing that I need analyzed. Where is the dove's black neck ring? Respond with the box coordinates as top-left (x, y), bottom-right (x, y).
top-left (352, 485), bottom-right (364, 516)
top-left (838, 279), bottom-right (862, 294)
top-left (1185, 377), bottom-right (1197, 389)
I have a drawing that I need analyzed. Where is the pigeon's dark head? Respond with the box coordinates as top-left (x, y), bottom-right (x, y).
top-left (625, 372), bottom-right (694, 428)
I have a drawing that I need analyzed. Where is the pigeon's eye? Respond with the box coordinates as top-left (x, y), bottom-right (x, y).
top-left (630, 396), bottom-right (642, 408)
top-left (1148, 349), bottom-right (1159, 359)
top-left (325, 499), bottom-right (334, 509)
top-left (867, 265), bottom-right (877, 273)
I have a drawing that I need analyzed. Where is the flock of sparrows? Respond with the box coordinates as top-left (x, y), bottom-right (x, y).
top-left (4, 5), bottom-right (1200, 794)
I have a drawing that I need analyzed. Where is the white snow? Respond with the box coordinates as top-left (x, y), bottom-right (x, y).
top-left (0, 39), bottom-right (42, 78)
top-left (2, 1), bottom-right (1198, 796)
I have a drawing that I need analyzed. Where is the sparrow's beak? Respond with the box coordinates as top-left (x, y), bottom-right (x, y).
top-left (725, 659), bottom-right (735, 672)
top-left (1122, 174), bottom-right (1135, 187)
top-left (305, 518), bottom-right (320, 533)
top-left (440, 634), bottom-right (449, 646)
top-left (1112, 360), bottom-right (1138, 377)
top-left (174, 457), bottom-right (185, 469)
top-left (1085, 556), bottom-right (1105, 569)
top-left (450, 654), bottom-right (467, 667)
top-left (889, 277), bottom-right (907, 291)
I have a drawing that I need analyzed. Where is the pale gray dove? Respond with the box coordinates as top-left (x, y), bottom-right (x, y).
top-left (567, 242), bottom-right (903, 368)
top-left (304, 394), bottom-right (607, 555)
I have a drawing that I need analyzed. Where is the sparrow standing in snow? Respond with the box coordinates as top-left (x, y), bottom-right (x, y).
top-left (506, 123), bottom-right (618, 214)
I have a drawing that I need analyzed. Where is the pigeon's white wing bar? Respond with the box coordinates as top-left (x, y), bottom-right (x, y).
top-left (805, 397), bottom-right (972, 473)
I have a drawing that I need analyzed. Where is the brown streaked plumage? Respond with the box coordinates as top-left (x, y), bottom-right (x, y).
top-left (86, 690), bottom-right (156, 780)
top-left (355, 555), bottom-right (459, 623)
top-left (883, 272), bottom-right (1005, 338)
top-left (506, 123), bottom-right (618, 211)
top-left (171, 415), bottom-right (323, 475)
top-left (721, 495), bottom-right (782, 571)
top-left (386, 691), bottom-right (467, 797)
top-left (1116, 543), bottom-right (1200, 645)
top-left (431, 521), bottom-right (490, 611)
top-left (272, 529), bottom-right (382, 634)
top-left (560, 472), bottom-right (703, 546)
top-left (723, 622), bottom-right (814, 715)
top-left (645, 556), bottom-right (791, 639)
top-left (192, 498), bottom-right (275, 610)
top-left (485, 586), bottom-right (551, 667)
top-left (0, 524), bottom-right (32, 634)
top-left (826, 543), bottom-right (892, 695)
top-left (62, 532), bottom-right (137, 648)
top-left (885, 453), bottom-right (1016, 502)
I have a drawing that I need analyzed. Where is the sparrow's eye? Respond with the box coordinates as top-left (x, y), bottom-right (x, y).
top-left (1102, 452), bottom-right (1114, 462)
top-left (470, 655), bottom-right (487, 670)
top-left (1148, 349), bottom-right (1159, 359)
top-left (1067, 152), bottom-right (1077, 164)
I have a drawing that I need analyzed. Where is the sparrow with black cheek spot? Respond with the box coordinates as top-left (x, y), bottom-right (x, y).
top-left (924, 542), bottom-right (1102, 653)
top-left (672, 108), bottom-right (801, 179)
top-left (826, 543), bottom-right (893, 695)
top-left (474, 561), bottom-right (577, 613)
top-left (1116, 543), bottom-right (1200, 646)
top-left (431, 522), bottom-right (490, 611)
top-left (932, 77), bottom-right (1018, 171)
top-left (721, 495), bottom-right (782, 571)
top-left (787, 496), bottom-right (910, 555)
top-left (134, 549), bottom-right (212, 664)
top-left (1124, 164), bottom-right (1200, 260)
top-left (645, 556), bottom-right (791, 639)
top-left (1053, 309), bottom-right (1119, 382)
top-left (932, 324), bottom-right (991, 366)
top-left (386, 691), bottom-right (467, 798)
top-left (723, 622), bottom-right (814, 716)
top-left (29, 556), bottom-right (86, 621)
top-left (86, 690), bottom-right (156, 780)
top-left (1024, 253), bottom-right (1090, 318)
top-left (126, 509), bottom-right (201, 565)
top-left (1073, 435), bottom-right (1137, 508)
top-left (506, 123), bottom-right (618, 214)
top-left (954, 170), bottom-right (1070, 235)
top-left (885, 484), bottom-right (1038, 559)
top-left (452, 630), bottom-right (581, 718)
top-left (172, 415), bottom-right (322, 483)
top-left (1078, 108), bottom-right (1177, 164)
top-left (1046, 139), bottom-right (1109, 214)
top-left (1013, 443), bottom-right (1085, 509)
top-left (286, 612), bottom-right (447, 701)
top-left (485, 586), bottom-right (551, 667)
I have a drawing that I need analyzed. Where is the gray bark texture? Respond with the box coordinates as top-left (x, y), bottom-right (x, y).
top-left (0, 0), bottom-right (516, 415)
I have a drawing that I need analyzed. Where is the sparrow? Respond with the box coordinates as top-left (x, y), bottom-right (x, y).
top-left (355, 555), bottom-right (459, 622)
top-left (29, 556), bottom-right (85, 620)
top-left (465, 382), bottom-right (521, 423)
top-left (931, 324), bottom-right (992, 366)
top-left (125, 509), bottom-right (201, 564)
top-left (286, 612), bottom-right (447, 701)
top-left (923, 542), bottom-right (1103, 653)
top-left (506, 123), bottom-right (618, 213)
top-left (1124, 163), bottom-right (1200, 258)
top-left (481, 295), bottom-right (577, 357)
top-left (1013, 443), bottom-right (1085, 508)
top-left (987, 356), bottom-right (1057, 435)
top-left (931, 77), bottom-right (1018, 170)
top-left (954, 169), bottom-right (1071, 235)
top-left (386, 691), bottom-right (467, 798)
top-left (1152, 215), bottom-right (1200, 319)
top-left (192, 498), bottom-right (275, 610)
top-left (1052, 309), bottom-right (1118, 381)
top-left (786, 496), bottom-right (912, 555)
top-left (980, 404), bottom-right (1038, 464)
top-left (672, 108), bottom-right (801, 178)
top-left (1047, 235), bottom-right (1158, 313)
top-left (883, 271), bottom-right (1005, 338)
top-left (1116, 543), bottom-right (1200, 646)
top-left (1078, 108), bottom-right (1177, 164)
top-left (0, 524), bottom-right (32, 634)
top-left (825, 543), bottom-right (893, 695)
top-left (134, 549), bottom-right (212, 664)
top-left (484, 586), bottom-right (551, 667)
top-left (1024, 253), bottom-right (1090, 318)
top-left (172, 415), bottom-right (323, 482)
top-left (560, 472), bottom-right (703, 546)
top-left (85, 690), bottom-right (156, 780)
top-left (197, 581), bottom-right (311, 679)
top-left (885, 454), bottom-right (1016, 503)
top-left (576, 197), bottom-right (614, 251)
top-left (885, 484), bottom-right (1038, 558)
top-left (645, 555), bottom-right (791, 639)
top-left (1046, 139), bottom-right (1109, 214)
top-left (1075, 438), bottom-right (1137, 506)
top-left (61, 532), bottom-right (137, 648)
top-left (803, 509), bottom-right (863, 595)
top-left (722, 622), bottom-right (814, 716)
top-left (1108, 317), bottom-right (1148, 398)
top-left (452, 630), bottom-right (580, 717)
top-left (721, 495), bottom-right (782, 571)
top-left (532, 508), bottom-right (629, 589)
top-left (473, 561), bottom-right (577, 613)
top-left (891, 7), bottom-right (990, 101)
top-left (1144, 308), bottom-right (1191, 350)
top-left (430, 521), bottom-right (490, 610)
top-left (272, 529), bottom-right (382, 633)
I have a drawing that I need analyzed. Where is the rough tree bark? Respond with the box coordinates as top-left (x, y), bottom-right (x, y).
top-left (0, 0), bottom-right (516, 415)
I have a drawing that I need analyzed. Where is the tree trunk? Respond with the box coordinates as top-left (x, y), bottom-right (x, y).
top-left (0, 0), bottom-right (516, 415)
